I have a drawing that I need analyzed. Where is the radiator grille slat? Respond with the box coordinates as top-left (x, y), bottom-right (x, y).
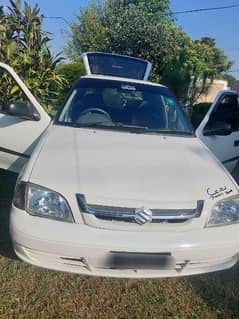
top-left (76, 194), bottom-right (204, 224)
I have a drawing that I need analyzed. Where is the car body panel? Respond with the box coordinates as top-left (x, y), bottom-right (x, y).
top-left (196, 90), bottom-right (239, 172)
top-left (0, 63), bottom-right (50, 172)
top-left (27, 125), bottom-right (238, 217)
top-left (10, 206), bottom-right (239, 277)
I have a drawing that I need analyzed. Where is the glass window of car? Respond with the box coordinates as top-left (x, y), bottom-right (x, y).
top-left (57, 78), bottom-right (193, 135)
top-left (0, 68), bottom-right (34, 114)
top-left (209, 94), bottom-right (239, 131)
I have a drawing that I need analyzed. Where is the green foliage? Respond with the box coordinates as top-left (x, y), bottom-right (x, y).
top-left (162, 37), bottom-right (233, 105)
top-left (105, 1), bottom-right (185, 81)
top-left (0, 0), bottom-right (65, 109)
top-left (56, 62), bottom-right (85, 85)
top-left (55, 62), bottom-right (86, 104)
top-left (107, 0), bottom-right (173, 20)
top-left (66, 0), bottom-right (185, 81)
top-left (66, 1), bottom-right (107, 59)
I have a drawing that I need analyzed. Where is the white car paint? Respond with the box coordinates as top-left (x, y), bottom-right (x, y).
top-left (0, 63), bottom-right (50, 172)
top-left (196, 90), bottom-right (239, 172)
top-left (1, 56), bottom-right (239, 277)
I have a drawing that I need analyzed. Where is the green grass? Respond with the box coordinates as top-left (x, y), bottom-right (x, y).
top-left (1, 169), bottom-right (239, 318)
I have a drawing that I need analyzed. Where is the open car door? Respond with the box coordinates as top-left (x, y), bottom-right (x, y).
top-left (196, 90), bottom-right (239, 173)
top-left (0, 63), bottom-right (50, 173)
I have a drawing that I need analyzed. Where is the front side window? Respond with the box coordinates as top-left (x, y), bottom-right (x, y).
top-left (0, 68), bottom-right (34, 115)
top-left (57, 78), bottom-right (193, 135)
top-left (208, 94), bottom-right (239, 131)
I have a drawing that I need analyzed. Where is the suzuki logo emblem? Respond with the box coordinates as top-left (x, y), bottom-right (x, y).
top-left (135, 207), bottom-right (153, 225)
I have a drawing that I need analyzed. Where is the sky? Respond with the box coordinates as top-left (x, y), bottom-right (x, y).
top-left (3, 0), bottom-right (239, 79)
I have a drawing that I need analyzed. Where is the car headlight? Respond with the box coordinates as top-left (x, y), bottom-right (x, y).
top-left (13, 182), bottom-right (74, 223)
top-left (206, 195), bottom-right (239, 227)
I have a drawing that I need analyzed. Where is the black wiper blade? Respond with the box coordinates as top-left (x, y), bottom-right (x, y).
top-left (108, 123), bottom-right (193, 135)
top-left (131, 128), bottom-right (193, 136)
top-left (111, 123), bottom-right (147, 130)
top-left (57, 122), bottom-right (193, 135)
top-left (76, 122), bottom-right (112, 128)
top-left (61, 122), bottom-right (116, 128)
top-left (157, 129), bottom-right (193, 135)
top-left (73, 122), bottom-right (145, 131)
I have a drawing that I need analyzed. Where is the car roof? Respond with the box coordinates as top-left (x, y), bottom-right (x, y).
top-left (80, 74), bottom-right (167, 88)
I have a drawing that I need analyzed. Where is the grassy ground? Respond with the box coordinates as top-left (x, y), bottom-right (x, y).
top-left (1, 170), bottom-right (239, 318)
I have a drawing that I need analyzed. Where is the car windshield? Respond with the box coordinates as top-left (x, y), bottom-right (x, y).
top-left (57, 78), bottom-right (193, 135)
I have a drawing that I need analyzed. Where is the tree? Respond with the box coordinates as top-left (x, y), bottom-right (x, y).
top-left (161, 37), bottom-right (233, 105)
top-left (0, 0), bottom-right (65, 109)
top-left (66, 0), bottom-right (185, 81)
top-left (66, 1), bottom-right (107, 60)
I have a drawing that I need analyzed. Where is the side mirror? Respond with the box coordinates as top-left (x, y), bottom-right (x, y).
top-left (203, 121), bottom-right (232, 136)
top-left (6, 102), bottom-right (40, 121)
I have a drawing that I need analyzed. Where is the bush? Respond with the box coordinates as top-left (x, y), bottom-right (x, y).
top-left (55, 62), bottom-right (86, 106)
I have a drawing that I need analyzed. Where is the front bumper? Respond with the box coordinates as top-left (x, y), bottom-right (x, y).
top-left (10, 207), bottom-right (239, 278)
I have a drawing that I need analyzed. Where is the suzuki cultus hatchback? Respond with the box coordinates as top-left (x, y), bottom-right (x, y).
top-left (1, 53), bottom-right (239, 277)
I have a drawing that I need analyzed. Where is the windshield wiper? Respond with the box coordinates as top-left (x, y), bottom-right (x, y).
top-left (58, 122), bottom-right (115, 129)
top-left (110, 124), bottom-right (193, 136)
top-left (60, 122), bottom-right (146, 131)
top-left (131, 128), bottom-right (193, 136)
top-left (58, 121), bottom-right (193, 135)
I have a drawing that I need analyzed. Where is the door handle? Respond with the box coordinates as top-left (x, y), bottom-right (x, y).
top-left (234, 140), bottom-right (239, 147)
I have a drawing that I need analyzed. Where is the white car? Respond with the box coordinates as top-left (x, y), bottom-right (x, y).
top-left (1, 53), bottom-right (239, 278)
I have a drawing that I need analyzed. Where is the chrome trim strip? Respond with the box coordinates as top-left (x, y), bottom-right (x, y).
top-left (76, 194), bottom-right (204, 223)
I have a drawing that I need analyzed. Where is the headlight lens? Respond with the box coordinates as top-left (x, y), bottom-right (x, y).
top-left (207, 196), bottom-right (239, 227)
top-left (26, 183), bottom-right (74, 223)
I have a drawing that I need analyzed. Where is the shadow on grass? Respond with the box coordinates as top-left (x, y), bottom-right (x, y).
top-left (189, 264), bottom-right (239, 318)
top-left (0, 169), bottom-right (18, 259)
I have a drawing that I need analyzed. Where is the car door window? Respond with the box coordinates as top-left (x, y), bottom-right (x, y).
top-left (207, 94), bottom-right (239, 132)
top-left (0, 69), bottom-right (34, 114)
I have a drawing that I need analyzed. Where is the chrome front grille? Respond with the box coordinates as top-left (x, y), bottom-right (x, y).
top-left (76, 194), bottom-right (204, 224)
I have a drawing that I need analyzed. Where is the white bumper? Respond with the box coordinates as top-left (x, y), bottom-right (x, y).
top-left (10, 207), bottom-right (239, 278)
